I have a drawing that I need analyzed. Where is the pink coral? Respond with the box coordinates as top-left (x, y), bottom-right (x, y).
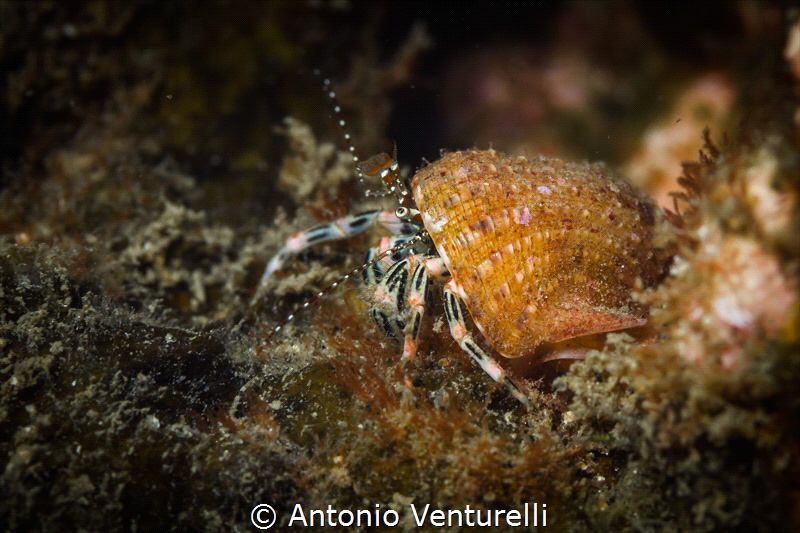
top-left (666, 232), bottom-right (796, 371)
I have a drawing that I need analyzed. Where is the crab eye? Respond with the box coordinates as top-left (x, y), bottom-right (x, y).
top-left (395, 207), bottom-right (409, 219)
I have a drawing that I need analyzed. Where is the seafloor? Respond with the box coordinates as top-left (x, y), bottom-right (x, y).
top-left (1, 1), bottom-right (798, 531)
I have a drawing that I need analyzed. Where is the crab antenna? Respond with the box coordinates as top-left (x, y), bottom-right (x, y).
top-left (315, 69), bottom-right (403, 198)
top-left (315, 69), bottom-right (360, 166)
top-left (263, 232), bottom-right (426, 342)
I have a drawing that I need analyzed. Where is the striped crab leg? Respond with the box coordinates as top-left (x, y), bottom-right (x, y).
top-left (443, 280), bottom-right (531, 407)
top-left (261, 210), bottom-right (416, 280)
top-left (399, 255), bottom-right (451, 361)
top-left (371, 255), bottom-right (529, 405)
top-left (362, 234), bottom-right (418, 285)
top-left (370, 254), bottom-right (443, 360)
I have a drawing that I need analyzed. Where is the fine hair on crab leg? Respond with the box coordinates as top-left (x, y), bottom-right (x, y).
top-left (443, 281), bottom-right (531, 407)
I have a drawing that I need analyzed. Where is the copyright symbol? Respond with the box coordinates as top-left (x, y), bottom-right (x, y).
top-left (251, 504), bottom-right (277, 529)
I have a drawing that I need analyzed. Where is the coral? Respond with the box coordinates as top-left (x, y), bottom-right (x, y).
top-left (558, 134), bottom-right (800, 531)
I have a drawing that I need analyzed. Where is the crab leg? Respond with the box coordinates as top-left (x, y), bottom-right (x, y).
top-left (370, 254), bottom-right (448, 361)
top-left (262, 210), bottom-right (414, 280)
top-left (401, 258), bottom-right (429, 361)
top-left (371, 258), bottom-right (411, 341)
top-left (362, 234), bottom-right (416, 285)
top-left (443, 281), bottom-right (530, 406)
top-left (400, 255), bottom-right (453, 360)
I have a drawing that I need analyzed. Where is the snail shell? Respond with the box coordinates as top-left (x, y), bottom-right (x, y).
top-left (412, 149), bottom-right (663, 360)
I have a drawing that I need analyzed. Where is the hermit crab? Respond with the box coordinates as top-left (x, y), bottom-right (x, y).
top-left (260, 148), bottom-right (664, 405)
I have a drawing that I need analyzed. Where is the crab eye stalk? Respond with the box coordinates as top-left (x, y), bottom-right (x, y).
top-left (395, 207), bottom-right (421, 223)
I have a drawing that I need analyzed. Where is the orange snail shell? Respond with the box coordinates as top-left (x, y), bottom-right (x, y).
top-left (412, 149), bottom-right (665, 363)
